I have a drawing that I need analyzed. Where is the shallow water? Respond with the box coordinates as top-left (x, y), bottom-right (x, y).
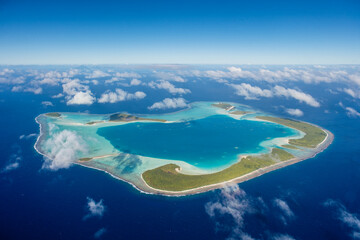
top-left (97, 115), bottom-right (295, 168)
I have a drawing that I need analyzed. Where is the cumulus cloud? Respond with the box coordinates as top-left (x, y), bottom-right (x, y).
top-left (42, 130), bottom-right (88, 170)
top-left (1, 145), bottom-right (22, 173)
top-left (2, 162), bottom-right (20, 172)
top-left (0, 76), bottom-right (25, 85)
top-left (339, 102), bottom-right (360, 118)
top-left (272, 234), bottom-right (296, 240)
top-left (148, 98), bottom-right (188, 110)
top-left (201, 66), bottom-right (357, 85)
top-left (228, 83), bottom-right (320, 107)
top-left (83, 197), bottom-right (106, 220)
top-left (273, 86), bottom-right (320, 107)
top-left (19, 133), bottom-right (38, 140)
top-left (324, 199), bottom-right (360, 239)
top-left (205, 185), bottom-right (299, 240)
top-left (206, 67), bottom-right (257, 80)
top-left (228, 83), bottom-right (273, 100)
top-left (345, 107), bottom-right (360, 118)
top-left (11, 86), bottom-right (43, 94)
top-left (285, 108), bottom-right (304, 117)
top-left (104, 72), bottom-right (142, 84)
top-left (343, 88), bottom-right (360, 99)
top-left (115, 72), bottom-right (142, 78)
top-left (349, 74), bottom-right (360, 86)
top-left (94, 228), bottom-right (107, 239)
top-left (130, 78), bottom-right (142, 86)
top-left (62, 79), bottom-right (96, 105)
top-left (0, 68), bottom-right (14, 75)
top-left (52, 93), bottom-right (64, 98)
top-left (204, 184), bottom-right (281, 240)
top-left (86, 70), bottom-right (110, 79)
top-left (41, 101), bottom-right (54, 107)
top-left (0, 69), bottom-right (25, 85)
top-left (273, 199), bottom-right (294, 218)
top-left (273, 198), bottom-right (295, 226)
top-left (67, 91), bottom-right (96, 105)
top-left (37, 77), bottom-right (61, 86)
top-left (149, 80), bottom-right (191, 95)
top-left (154, 72), bottom-right (185, 82)
top-left (98, 88), bottom-right (146, 103)
top-left (62, 79), bottom-right (89, 95)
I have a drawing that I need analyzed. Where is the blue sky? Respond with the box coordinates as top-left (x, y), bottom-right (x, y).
top-left (0, 0), bottom-right (359, 64)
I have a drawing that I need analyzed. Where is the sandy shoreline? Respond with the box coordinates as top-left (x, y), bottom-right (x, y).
top-left (34, 105), bottom-right (335, 197)
top-left (138, 128), bottom-right (334, 196)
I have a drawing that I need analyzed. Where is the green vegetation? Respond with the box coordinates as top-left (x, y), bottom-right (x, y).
top-left (85, 121), bottom-right (103, 125)
top-left (281, 144), bottom-right (300, 150)
top-left (142, 148), bottom-right (293, 191)
top-left (212, 103), bottom-right (233, 110)
top-left (230, 110), bottom-right (252, 115)
top-left (79, 157), bottom-right (92, 161)
top-left (256, 116), bottom-right (326, 148)
top-left (109, 113), bottom-right (166, 122)
top-left (45, 112), bottom-right (61, 117)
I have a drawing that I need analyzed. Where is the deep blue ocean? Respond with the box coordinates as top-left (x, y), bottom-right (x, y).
top-left (1, 68), bottom-right (360, 240)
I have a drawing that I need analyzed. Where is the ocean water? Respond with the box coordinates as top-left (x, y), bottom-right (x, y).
top-left (0, 78), bottom-right (359, 240)
top-left (97, 115), bottom-right (295, 168)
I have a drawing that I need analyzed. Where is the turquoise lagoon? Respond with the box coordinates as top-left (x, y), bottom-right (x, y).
top-left (97, 115), bottom-right (296, 169)
top-left (35, 102), bottom-right (306, 193)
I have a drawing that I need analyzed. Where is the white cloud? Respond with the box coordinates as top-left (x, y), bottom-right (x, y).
top-left (41, 101), bottom-right (54, 107)
top-left (67, 91), bottom-right (96, 105)
top-left (205, 185), bottom-right (250, 227)
top-left (62, 79), bottom-right (96, 105)
top-left (0, 68), bottom-right (14, 75)
top-left (148, 98), bottom-right (188, 110)
top-left (115, 72), bottom-right (142, 78)
top-left (62, 79), bottom-right (88, 95)
top-left (343, 88), bottom-right (360, 99)
top-left (38, 77), bottom-right (60, 86)
top-left (1, 145), bottom-right (22, 173)
top-left (272, 234), bottom-right (296, 240)
top-left (339, 102), bottom-right (360, 118)
top-left (349, 74), bottom-right (360, 86)
top-left (228, 83), bottom-right (320, 107)
top-left (285, 108), bottom-right (304, 117)
top-left (11, 86), bottom-right (43, 94)
top-left (149, 80), bottom-right (191, 95)
top-left (42, 130), bottom-right (88, 170)
top-left (11, 86), bottom-right (22, 92)
top-left (98, 88), bottom-right (146, 103)
top-left (205, 184), bottom-right (262, 240)
top-left (324, 199), bottom-right (360, 239)
top-left (105, 77), bottom-right (122, 84)
top-left (273, 86), bottom-right (320, 107)
top-left (204, 66), bottom-right (354, 84)
top-left (345, 107), bottom-right (360, 118)
top-left (130, 78), bottom-right (142, 86)
top-left (0, 76), bottom-right (25, 84)
top-left (2, 162), bottom-right (20, 172)
top-left (94, 228), bottom-right (107, 239)
top-left (19, 133), bottom-right (38, 140)
top-left (206, 67), bottom-right (257, 80)
top-left (274, 199), bottom-right (294, 218)
top-left (228, 83), bottom-right (273, 100)
top-left (154, 72), bottom-right (185, 82)
top-left (86, 70), bottom-right (110, 79)
top-left (83, 197), bottom-right (106, 220)
top-left (52, 93), bottom-right (64, 98)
